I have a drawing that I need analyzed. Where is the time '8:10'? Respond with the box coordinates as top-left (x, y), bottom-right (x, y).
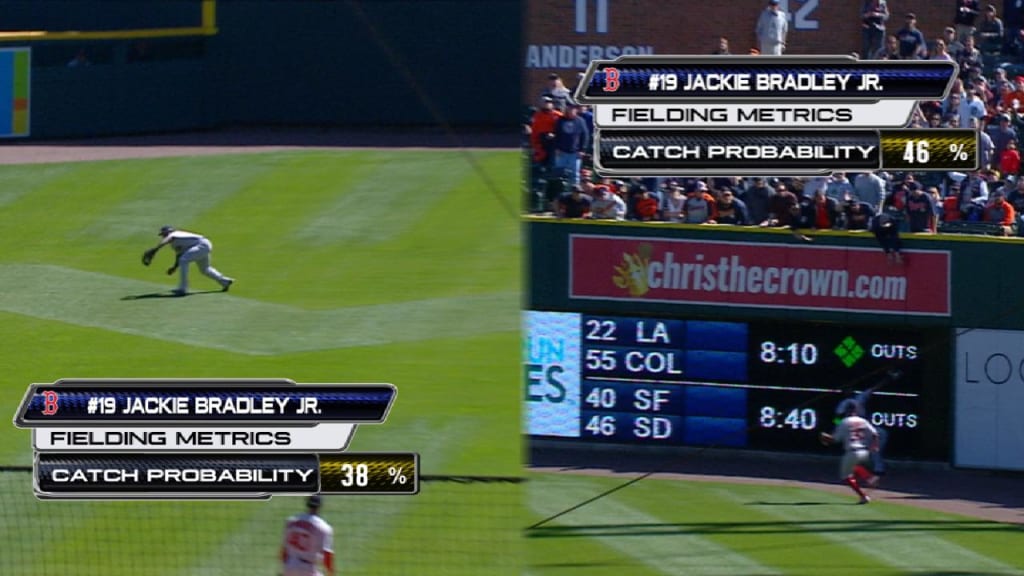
top-left (760, 341), bottom-right (819, 365)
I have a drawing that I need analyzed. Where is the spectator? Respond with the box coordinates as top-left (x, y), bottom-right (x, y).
top-left (966, 66), bottom-right (992, 99)
top-left (959, 88), bottom-right (987, 129)
top-left (825, 172), bottom-right (856, 202)
top-left (1007, 178), bottom-right (1024, 221)
top-left (967, 118), bottom-right (995, 171)
top-left (942, 182), bottom-right (970, 222)
top-left (662, 183), bottom-right (687, 221)
top-left (741, 176), bottom-right (775, 224)
top-left (810, 188), bottom-right (841, 229)
top-left (761, 182), bottom-right (800, 227)
top-left (756, 0), bottom-right (788, 56)
top-left (555, 185), bottom-right (592, 218)
top-left (843, 199), bottom-right (877, 230)
top-left (874, 34), bottom-right (901, 59)
top-left (682, 181), bottom-right (718, 224)
top-left (713, 36), bottom-right (732, 55)
top-left (964, 170), bottom-right (991, 201)
top-left (854, 171), bottom-right (886, 211)
top-left (955, 0), bottom-right (982, 43)
top-left (991, 67), bottom-right (1012, 96)
top-left (983, 189), bottom-right (1016, 234)
top-left (872, 212), bottom-right (904, 264)
top-left (991, 114), bottom-right (1019, 159)
top-left (942, 91), bottom-right (963, 117)
top-left (976, 4), bottom-right (1005, 56)
top-left (529, 97), bottom-right (562, 173)
top-left (541, 73), bottom-right (576, 112)
top-left (632, 186), bottom-right (661, 221)
top-left (896, 13), bottom-right (927, 59)
top-left (715, 189), bottom-right (750, 225)
top-left (861, 0), bottom-right (890, 61)
top-left (944, 26), bottom-right (966, 60)
top-left (957, 35), bottom-right (983, 72)
top-left (930, 38), bottom-right (954, 61)
top-left (905, 185), bottom-right (938, 232)
top-left (589, 185), bottom-right (627, 220)
top-left (1004, 76), bottom-right (1024, 112)
top-left (552, 104), bottom-right (589, 187)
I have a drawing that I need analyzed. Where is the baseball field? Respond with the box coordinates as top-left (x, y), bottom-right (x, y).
top-left (0, 145), bottom-right (523, 575)
top-left (527, 471), bottom-right (1024, 576)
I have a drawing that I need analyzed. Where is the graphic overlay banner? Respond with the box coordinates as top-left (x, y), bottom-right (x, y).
top-left (576, 56), bottom-right (957, 102)
top-left (33, 453), bottom-right (420, 498)
top-left (594, 101), bottom-right (918, 129)
top-left (14, 380), bottom-right (395, 425)
top-left (319, 452), bottom-right (419, 495)
top-left (569, 235), bottom-right (951, 316)
top-left (594, 129), bottom-right (978, 176)
top-left (34, 453), bottom-right (320, 499)
top-left (33, 423), bottom-right (358, 452)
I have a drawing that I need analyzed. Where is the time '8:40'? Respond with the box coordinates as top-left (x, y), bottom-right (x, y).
top-left (760, 341), bottom-right (819, 365)
top-left (760, 406), bottom-right (817, 430)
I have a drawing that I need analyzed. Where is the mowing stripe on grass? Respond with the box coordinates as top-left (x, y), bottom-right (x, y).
top-left (182, 417), bottom-right (469, 576)
top-left (0, 163), bottom-right (78, 208)
top-left (0, 264), bottom-right (519, 354)
top-left (292, 152), bottom-right (475, 246)
top-left (529, 476), bottom-right (780, 576)
top-left (719, 485), bottom-right (1024, 575)
top-left (72, 156), bottom-right (283, 242)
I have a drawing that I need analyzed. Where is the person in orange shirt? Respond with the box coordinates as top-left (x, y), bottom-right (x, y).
top-left (530, 96), bottom-right (562, 170)
top-left (983, 189), bottom-right (1017, 235)
top-left (1002, 76), bottom-right (1024, 112)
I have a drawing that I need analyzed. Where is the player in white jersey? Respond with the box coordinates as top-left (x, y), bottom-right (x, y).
top-left (147, 225), bottom-right (234, 295)
top-left (820, 403), bottom-right (880, 504)
top-left (281, 495), bottom-right (335, 576)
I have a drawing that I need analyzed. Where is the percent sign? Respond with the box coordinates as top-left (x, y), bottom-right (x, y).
top-left (387, 466), bottom-right (408, 485)
top-left (949, 142), bottom-right (969, 161)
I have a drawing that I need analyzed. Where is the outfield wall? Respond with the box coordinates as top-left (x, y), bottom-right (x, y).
top-left (526, 218), bottom-right (1024, 470)
top-left (0, 0), bottom-right (520, 138)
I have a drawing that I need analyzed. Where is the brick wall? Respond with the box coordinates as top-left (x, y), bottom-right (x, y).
top-left (524, 0), bottom-right (952, 104)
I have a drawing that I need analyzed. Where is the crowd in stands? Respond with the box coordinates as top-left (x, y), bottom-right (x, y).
top-left (522, 1), bottom-right (1024, 240)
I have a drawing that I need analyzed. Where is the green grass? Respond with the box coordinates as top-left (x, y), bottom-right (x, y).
top-left (0, 150), bottom-right (522, 575)
top-left (527, 473), bottom-right (1024, 576)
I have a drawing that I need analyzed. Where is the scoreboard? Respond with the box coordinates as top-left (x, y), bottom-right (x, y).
top-left (525, 312), bottom-right (950, 458)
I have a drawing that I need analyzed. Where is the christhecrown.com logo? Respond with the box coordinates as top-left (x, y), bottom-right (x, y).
top-left (834, 336), bottom-right (865, 367)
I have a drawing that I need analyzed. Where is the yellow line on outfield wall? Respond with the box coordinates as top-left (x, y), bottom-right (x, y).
top-left (0, 26), bottom-right (217, 42)
top-left (0, 1), bottom-right (217, 42)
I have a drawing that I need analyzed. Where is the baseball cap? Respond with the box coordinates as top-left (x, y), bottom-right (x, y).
top-left (307, 494), bottom-right (322, 508)
top-left (768, 0), bottom-right (780, 4)
top-left (905, 12), bottom-right (916, 19)
top-left (158, 225), bottom-right (175, 236)
top-left (540, 96), bottom-right (554, 103)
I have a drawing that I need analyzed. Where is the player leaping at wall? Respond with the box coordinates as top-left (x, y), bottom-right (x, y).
top-left (820, 403), bottom-right (881, 504)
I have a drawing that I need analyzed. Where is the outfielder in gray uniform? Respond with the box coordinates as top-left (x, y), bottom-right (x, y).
top-left (143, 226), bottom-right (234, 296)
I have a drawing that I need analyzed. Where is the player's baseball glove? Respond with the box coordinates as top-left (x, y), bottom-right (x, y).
top-left (142, 248), bottom-right (156, 266)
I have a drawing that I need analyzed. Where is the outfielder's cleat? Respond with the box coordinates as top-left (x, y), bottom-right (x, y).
top-left (857, 496), bottom-right (871, 505)
top-left (171, 289), bottom-right (188, 297)
top-left (222, 278), bottom-right (234, 292)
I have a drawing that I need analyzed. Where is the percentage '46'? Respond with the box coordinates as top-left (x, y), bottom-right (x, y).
top-left (903, 140), bottom-right (970, 164)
